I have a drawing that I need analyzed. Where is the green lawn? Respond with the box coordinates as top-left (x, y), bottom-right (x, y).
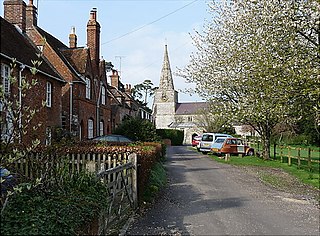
top-left (208, 154), bottom-right (319, 189)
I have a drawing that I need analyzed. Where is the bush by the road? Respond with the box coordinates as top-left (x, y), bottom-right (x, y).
top-left (0, 171), bottom-right (108, 235)
top-left (156, 129), bottom-right (184, 146)
top-left (1, 141), bottom-right (166, 235)
top-left (114, 117), bottom-right (159, 142)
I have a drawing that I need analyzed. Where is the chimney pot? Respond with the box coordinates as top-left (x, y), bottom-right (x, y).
top-left (69, 26), bottom-right (77, 48)
top-left (26, 0), bottom-right (37, 28)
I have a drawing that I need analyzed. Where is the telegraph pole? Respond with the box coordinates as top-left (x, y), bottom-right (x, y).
top-left (115, 56), bottom-right (125, 76)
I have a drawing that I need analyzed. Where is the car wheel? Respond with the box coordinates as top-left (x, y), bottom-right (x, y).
top-left (202, 151), bottom-right (208, 155)
top-left (247, 150), bottom-right (254, 156)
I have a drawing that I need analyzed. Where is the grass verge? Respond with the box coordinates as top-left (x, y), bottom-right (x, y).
top-left (208, 154), bottom-right (319, 190)
top-left (143, 161), bottom-right (167, 203)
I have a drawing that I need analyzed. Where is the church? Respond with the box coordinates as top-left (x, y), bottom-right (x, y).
top-left (152, 45), bottom-right (207, 145)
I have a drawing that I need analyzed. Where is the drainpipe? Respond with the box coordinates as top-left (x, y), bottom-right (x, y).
top-left (19, 64), bottom-right (25, 142)
top-left (96, 81), bottom-right (103, 136)
top-left (69, 82), bottom-right (73, 133)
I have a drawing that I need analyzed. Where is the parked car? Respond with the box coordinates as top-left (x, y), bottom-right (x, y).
top-left (1, 167), bottom-right (16, 195)
top-left (91, 134), bottom-right (133, 143)
top-left (192, 135), bottom-right (202, 147)
top-left (199, 133), bottom-right (232, 154)
top-left (211, 137), bottom-right (254, 156)
top-left (192, 135), bottom-right (202, 152)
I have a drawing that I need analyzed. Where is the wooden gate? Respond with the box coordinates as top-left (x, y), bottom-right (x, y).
top-left (96, 153), bottom-right (138, 235)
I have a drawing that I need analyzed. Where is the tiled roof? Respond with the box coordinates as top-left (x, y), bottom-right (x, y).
top-left (61, 48), bottom-right (89, 74)
top-left (0, 17), bottom-right (63, 82)
top-left (35, 26), bottom-right (84, 82)
top-left (175, 102), bottom-right (207, 115)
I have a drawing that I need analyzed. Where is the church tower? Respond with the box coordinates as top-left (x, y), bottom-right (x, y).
top-left (153, 45), bottom-right (178, 129)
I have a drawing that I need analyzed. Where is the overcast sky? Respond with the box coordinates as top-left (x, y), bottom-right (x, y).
top-left (1, 0), bottom-right (210, 106)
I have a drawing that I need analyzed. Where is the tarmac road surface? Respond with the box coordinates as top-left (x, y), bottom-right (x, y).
top-left (125, 146), bottom-right (320, 235)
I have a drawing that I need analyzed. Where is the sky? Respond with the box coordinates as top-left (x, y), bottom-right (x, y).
top-left (1, 0), bottom-right (211, 106)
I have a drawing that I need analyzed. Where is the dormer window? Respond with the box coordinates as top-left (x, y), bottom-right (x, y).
top-left (85, 78), bottom-right (91, 99)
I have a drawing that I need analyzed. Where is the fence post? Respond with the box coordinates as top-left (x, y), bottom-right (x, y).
top-left (297, 148), bottom-right (301, 169)
top-left (308, 148), bottom-right (312, 171)
top-left (288, 147), bottom-right (291, 166)
top-left (225, 153), bottom-right (230, 161)
top-left (129, 153), bottom-right (138, 209)
top-left (280, 146), bottom-right (283, 163)
top-left (273, 143), bottom-right (277, 160)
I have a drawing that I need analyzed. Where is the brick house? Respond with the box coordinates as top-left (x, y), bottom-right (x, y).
top-left (1, 16), bottom-right (65, 145)
top-left (108, 69), bottom-right (140, 131)
top-left (2, 0), bottom-right (153, 143)
top-left (3, 0), bottom-right (112, 140)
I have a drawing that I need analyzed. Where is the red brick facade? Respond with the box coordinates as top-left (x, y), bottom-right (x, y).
top-left (1, 15), bottom-right (65, 145)
top-left (1, 0), bottom-right (152, 145)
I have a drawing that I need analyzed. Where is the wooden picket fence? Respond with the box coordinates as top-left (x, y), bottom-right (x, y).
top-left (96, 153), bottom-right (138, 235)
top-left (11, 151), bottom-right (138, 234)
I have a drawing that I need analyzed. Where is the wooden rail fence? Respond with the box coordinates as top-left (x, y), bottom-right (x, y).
top-left (278, 146), bottom-right (320, 170)
top-left (246, 141), bottom-right (319, 171)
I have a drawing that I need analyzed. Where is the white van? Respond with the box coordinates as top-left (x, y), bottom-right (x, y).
top-left (199, 133), bottom-right (232, 154)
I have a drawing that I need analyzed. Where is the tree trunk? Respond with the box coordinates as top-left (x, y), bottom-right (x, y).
top-left (261, 125), bottom-right (271, 160)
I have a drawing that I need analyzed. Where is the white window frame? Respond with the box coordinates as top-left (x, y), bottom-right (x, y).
top-left (88, 118), bottom-right (94, 139)
top-left (101, 86), bottom-right (106, 105)
top-left (1, 64), bottom-right (10, 95)
top-left (99, 121), bottom-right (104, 136)
top-left (46, 82), bottom-right (52, 107)
top-left (85, 78), bottom-right (91, 99)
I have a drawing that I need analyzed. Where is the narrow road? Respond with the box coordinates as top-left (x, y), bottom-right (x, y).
top-left (126, 146), bottom-right (319, 235)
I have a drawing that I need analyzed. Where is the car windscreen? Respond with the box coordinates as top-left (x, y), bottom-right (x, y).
top-left (202, 134), bottom-right (213, 141)
top-left (215, 138), bottom-right (226, 143)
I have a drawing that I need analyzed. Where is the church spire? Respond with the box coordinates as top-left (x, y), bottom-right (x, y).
top-left (159, 44), bottom-right (174, 90)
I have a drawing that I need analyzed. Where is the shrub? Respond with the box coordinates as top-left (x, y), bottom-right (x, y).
top-left (143, 161), bottom-right (167, 202)
top-left (0, 171), bottom-right (108, 235)
top-left (156, 129), bottom-right (184, 146)
top-left (114, 117), bottom-right (160, 142)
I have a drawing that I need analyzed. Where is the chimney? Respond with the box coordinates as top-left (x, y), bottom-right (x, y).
top-left (3, 0), bottom-right (26, 33)
top-left (26, 0), bottom-right (37, 28)
top-left (87, 8), bottom-right (100, 72)
top-left (125, 84), bottom-right (132, 93)
top-left (69, 26), bottom-right (77, 48)
top-left (110, 70), bottom-right (119, 88)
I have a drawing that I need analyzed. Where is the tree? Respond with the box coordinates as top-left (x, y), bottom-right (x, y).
top-left (114, 116), bottom-right (159, 142)
top-left (179, 0), bottom-right (320, 159)
top-left (1, 58), bottom-right (43, 213)
top-left (105, 61), bottom-right (114, 72)
top-left (131, 79), bottom-right (157, 105)
top-left (194, 102), bottom-right (235, 134)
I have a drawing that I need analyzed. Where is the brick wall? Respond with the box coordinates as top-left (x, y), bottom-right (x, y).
top-left (1, 58), bottom-right (63, 145)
